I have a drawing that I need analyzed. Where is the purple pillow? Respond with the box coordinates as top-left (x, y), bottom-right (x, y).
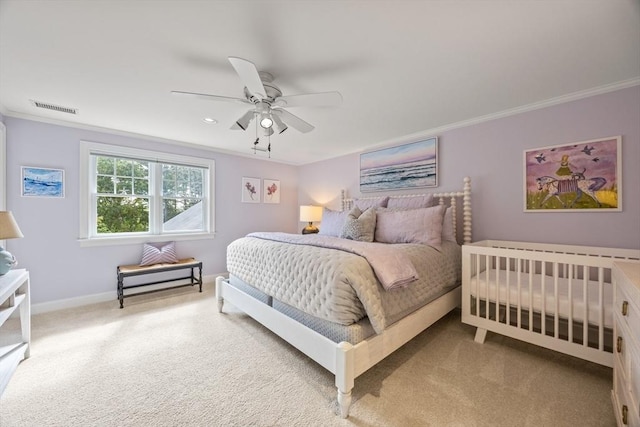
top-left (387, 194), bottom-right (434, 209)
top-left (140, 241), bottom-right (178, 266)
top-left (374, 205), bottom-right (445, 250)
top-left (353, 196), bottom-right (389, 210)
top-left (318, 208), bottom-right (349, 237)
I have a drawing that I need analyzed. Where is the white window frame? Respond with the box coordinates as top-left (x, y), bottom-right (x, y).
top-left (79, 141), bottom-right (215, 247)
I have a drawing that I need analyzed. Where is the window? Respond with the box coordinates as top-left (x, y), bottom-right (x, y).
top-left (80, 141), bottom-right (214, 246)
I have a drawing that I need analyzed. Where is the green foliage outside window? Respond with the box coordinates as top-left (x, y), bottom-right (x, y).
top-left (96, 156), bottom-right (150, 234)
top-left (95, 156), bottom-right (205, 234)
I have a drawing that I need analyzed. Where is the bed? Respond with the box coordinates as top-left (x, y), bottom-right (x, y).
top-left (216, 177), bottom-right (472, 418)
top-left (462, 240), bottom-right (640, 367)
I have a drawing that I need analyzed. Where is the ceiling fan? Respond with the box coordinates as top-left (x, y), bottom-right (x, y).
top-left (172, 57), bottom-right (342, 135)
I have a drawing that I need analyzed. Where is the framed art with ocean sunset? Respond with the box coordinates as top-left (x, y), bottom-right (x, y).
top-left (524, 136), bottom-right (621, 212)
top-left (359, 137), bottom-right (438, 192)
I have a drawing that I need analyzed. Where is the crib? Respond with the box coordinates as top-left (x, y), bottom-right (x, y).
top-left (462, 240), bottom-right (640, 367)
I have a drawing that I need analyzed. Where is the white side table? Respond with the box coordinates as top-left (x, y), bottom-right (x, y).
top-left (0, 269), bottom-right (30, 396)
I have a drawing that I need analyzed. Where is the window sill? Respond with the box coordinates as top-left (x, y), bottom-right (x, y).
top-left (78, 232), bottom-right (216, 247)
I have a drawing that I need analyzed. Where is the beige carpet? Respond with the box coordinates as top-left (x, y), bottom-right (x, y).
top-left (0, 283), bottom-right (615, 427)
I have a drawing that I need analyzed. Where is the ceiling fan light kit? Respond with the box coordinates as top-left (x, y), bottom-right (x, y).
top-left (172, 56), bottom-right (342, 153)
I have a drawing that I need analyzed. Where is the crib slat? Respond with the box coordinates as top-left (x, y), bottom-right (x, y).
top-left (505, 257), bottom-right (511, 327)
top-left (543, 261), bottom-right (548, 336)
top-left (553, 262), bottom-right (559, 339)
top-left (583, 268), bottom-right (588, 347)
top-left (568, 266), bottom-right (574, 344)
top-left (529, 259), bottom-right (534, 332)
top-left (484, 255), bottom-right (490, 320)
top-left (598, 267), bottom-right (604, 351)
top-left (517, 258), bottom-right (522, 329)
top-left (474, 254), bottom-right (480, 318)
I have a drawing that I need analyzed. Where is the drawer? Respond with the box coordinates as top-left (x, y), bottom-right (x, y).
top-left (614, 369), bottom-right (639, 427)
top-left (629, 332), bottom-right (640, 420)
top-left (615, 323), bottom-right (631, 380)
top-left (615, 268), bottom-right (640, 335)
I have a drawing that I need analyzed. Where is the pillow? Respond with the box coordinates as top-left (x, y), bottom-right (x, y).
top-left (387, 194), bottom-right (434, 209)
top-left (340, 207), bottom-right (377, 242)
top-left (318, 208), bottom-right (349, 237)
top-left (442, 207), bottom-right (456, 242)
top-left (140, 241), bottom-right (178, 266)
top-left (353, 196), bottom-right (389, 211)
top-left (374, 205), bottom-right (445, 249)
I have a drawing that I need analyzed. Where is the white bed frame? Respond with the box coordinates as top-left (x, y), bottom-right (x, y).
top-left (462, 240), bottom-right (640, 367)
top-left (216, 177), bottom-right (472, 418)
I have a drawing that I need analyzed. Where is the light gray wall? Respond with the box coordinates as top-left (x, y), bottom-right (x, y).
top-left (4, 117), bottom-right (298, 304)
top-left (299, 86), bottom-right (640, 249)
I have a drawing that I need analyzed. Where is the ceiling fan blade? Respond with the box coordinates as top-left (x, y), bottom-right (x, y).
top-left (272, 109), bottom-right (314, 133)
top-left (231, 110), bottom-right (255, 131)
top-left (273, 91), bottom-right (342, 108)
top-left (228, 57), bottom-right (266, 100)
top-left (171, 90), bottom-right (251, 105)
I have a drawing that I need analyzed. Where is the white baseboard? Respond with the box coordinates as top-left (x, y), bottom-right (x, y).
top-left (31, 273), bottom-right (222, 315)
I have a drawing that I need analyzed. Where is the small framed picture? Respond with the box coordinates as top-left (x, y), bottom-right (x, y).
top-left (263, 179), bottom-right (280, 204)
top-left (21, 166), bottom-right (65, 198)
top-left (241, 177), bottom-right (261, 203)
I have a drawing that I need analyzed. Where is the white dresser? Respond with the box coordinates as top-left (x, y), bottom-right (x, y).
top-left (612, 261), bottom-right (640, 427)
top-left (0, 269), bottom-right (30, 396)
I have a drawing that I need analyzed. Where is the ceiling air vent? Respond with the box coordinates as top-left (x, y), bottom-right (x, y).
top-left (30, 99), bottom-right (78, 115)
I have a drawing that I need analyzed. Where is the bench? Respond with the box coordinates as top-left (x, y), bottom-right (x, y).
top-left (117, 258), bottom-right (202, 308)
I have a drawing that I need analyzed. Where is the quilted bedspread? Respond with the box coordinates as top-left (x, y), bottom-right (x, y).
top-left (226, 233), bottom-right (461, 334)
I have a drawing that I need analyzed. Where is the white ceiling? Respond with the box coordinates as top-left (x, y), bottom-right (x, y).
top-left (1, 0), bottom-right (638, 165)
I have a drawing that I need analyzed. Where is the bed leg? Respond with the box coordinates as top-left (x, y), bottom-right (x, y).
top-left (215, 276), bottom-right (225, 313)
top-left (337, 389), bottom-right (352, 418)
top-left (335, 341), bottom-right (355, 418)
top-left (474, 327), bottom-right (488, 343)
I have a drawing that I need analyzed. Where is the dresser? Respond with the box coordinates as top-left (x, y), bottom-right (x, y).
top-left (612, 261), bottom-right (640, 427)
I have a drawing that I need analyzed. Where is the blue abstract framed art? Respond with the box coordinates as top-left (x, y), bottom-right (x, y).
top-left (360, 137), bottom-right (438, 192)
top-left (21, 166), bottom-right (65, 198)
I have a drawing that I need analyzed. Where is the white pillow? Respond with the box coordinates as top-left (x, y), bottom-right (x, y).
top-left (318, 208), bottom-right (349, 237)
top-left (374, 205), bottom-right (445, 249)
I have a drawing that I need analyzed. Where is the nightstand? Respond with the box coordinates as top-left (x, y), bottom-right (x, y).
top-left (0, 268), bottom-right (30, 396)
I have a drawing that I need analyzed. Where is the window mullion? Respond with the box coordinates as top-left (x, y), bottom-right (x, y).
top-left (150, 163), bottom-right (161, 234)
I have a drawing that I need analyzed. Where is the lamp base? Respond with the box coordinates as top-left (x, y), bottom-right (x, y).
top-left (0, 247), bottom-right (17, 275)
top-left (301, 224), bottom-right (319, 235)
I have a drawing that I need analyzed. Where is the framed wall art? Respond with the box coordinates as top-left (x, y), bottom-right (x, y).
top-left (263, 179), bottom-right (280, 204)
top-left (360, 137), bottom-right (437, 192)
top-left (21, 166), bottom-right (65, 198)
top-left (524, 136), bottom-right (621, 212)
top-left (241, 177), bottom-right (261, 203)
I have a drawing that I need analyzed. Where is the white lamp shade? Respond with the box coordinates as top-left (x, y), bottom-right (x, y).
top-left (299, 205), bottom-right (323, 223)
top-left (0, 211), bottom-right (24, 240)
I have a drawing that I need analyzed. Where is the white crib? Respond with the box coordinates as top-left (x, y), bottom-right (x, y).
top-left (462, 240), bottom-right (640, 367)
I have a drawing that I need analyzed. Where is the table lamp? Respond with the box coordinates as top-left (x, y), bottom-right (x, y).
top-left (0, 211), bottom-right (24, 275)
top-left (299, 205), bottom-right (323, 234)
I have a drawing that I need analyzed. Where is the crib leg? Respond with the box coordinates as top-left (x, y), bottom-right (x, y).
top-left (474, 327), bottom-right (488, 343)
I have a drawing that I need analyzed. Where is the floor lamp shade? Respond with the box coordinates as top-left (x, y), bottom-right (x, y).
top-left (0, 211), bottom-right (24, 275)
